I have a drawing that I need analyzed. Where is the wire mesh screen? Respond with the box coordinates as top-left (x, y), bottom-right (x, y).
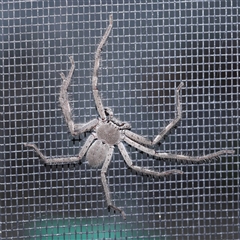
top-left (1, 1), bottom-right (239, 239)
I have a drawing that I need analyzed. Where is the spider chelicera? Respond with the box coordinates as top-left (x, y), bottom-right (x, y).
top-left (24, 15), bottom-right (234, 219)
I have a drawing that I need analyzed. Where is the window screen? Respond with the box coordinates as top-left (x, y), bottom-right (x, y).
top-left (1, 1), bottom-right (239, 239)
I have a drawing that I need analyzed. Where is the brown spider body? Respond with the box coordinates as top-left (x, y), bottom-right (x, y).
top-left (86, 120), bottom-right (122, 167)
top-left (96, 121), bottom-right (121, 145)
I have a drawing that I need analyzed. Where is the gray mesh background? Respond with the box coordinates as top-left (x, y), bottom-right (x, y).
top-left (1, 1), bottom-right (239, 240)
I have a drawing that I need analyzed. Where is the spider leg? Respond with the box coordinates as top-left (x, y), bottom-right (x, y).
top-left (101, 146), bottom-right (126, 220)
top-left (24, 134), bottom-right (96, 165)
top-left (124, 136), bottom-right (235, 163)
top-left (59, 56), bottom-right (98, 136)
top-left (124, 82), bottom-right (184, 146)
top-left (118, 142), bottom-right (183, 177)
top-left (74, 119), bottom-right (99, 135)
top-left (59, 56), bottom-right (75, 135)
top-left (92, 15), bottom-right (113, 120)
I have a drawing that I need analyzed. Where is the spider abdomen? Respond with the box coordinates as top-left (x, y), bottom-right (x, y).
top-left (86, 140), bottom-right (109, 168)
top-left (96, 123), bottom-right (120, 145)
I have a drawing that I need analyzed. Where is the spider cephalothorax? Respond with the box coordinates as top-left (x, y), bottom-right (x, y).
top-left (24, 15), bottom-right (234, 219)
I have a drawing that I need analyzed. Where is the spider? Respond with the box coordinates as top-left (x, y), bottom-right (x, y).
top-left (24, 15), bottom-right (234, 219)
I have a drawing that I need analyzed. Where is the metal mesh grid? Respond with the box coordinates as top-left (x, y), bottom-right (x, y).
top-left (1, 1), bottom-right (239, 239)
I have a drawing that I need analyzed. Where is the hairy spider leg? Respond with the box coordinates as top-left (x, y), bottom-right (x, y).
top-left (59, 57), bottom-right (98, 136)
top-left (59, 56), bottom-right (75, 135)
top-left (101, 146), bottom-right (126, 219)
top-left (24, 134), bottom-right (96, 165)
top-left (92, 15), bottom-right (113, 120)
top-left (74, 119), bottom-right (99, 135)
top-left (118, 142), bottom-right (183, 177)
top-left (124, 136), bottom-right (235, 164)
top-left (124, 82), bottom-right (184, 146)
top-left (123, 82), bottom-right (234, 162)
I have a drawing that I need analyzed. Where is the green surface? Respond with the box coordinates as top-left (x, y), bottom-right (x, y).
top-left (25, 216), bottom-right (164, 240)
